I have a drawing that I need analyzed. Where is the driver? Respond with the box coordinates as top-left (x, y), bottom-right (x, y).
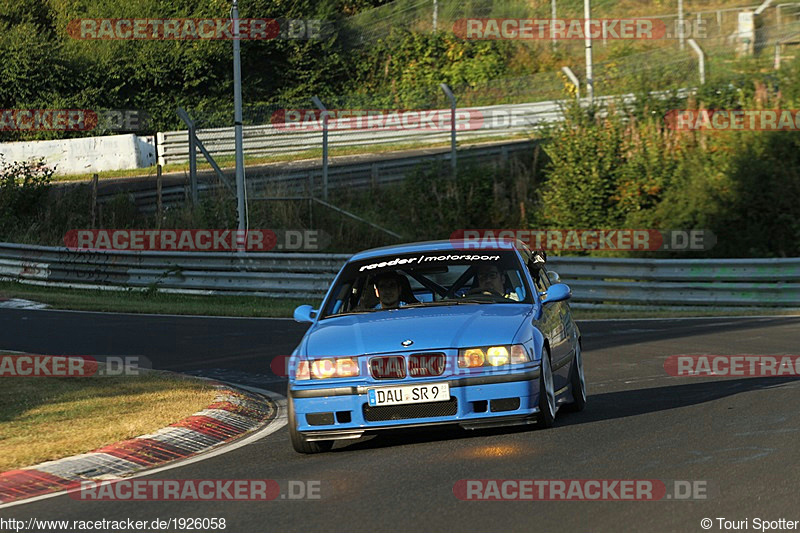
top-left (471, 265), bottom-right (520, 301)
top-left (373, 271), bottom-right (409, 309)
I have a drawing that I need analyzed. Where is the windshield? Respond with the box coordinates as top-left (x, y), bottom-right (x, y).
top-left (320, 250), bottom-right (533, 318)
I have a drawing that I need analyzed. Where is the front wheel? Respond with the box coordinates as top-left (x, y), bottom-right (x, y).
top-left (288, 390), bottom-right (333, 454)
top-left (535, 350), bottom-right (556, 428)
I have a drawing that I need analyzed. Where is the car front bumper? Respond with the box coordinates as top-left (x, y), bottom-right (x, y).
top-left (289, 368), bottom-right (542, 440)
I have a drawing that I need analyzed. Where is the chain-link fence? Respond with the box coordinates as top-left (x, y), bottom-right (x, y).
top-left (152, 0), bottom-right (800, 198)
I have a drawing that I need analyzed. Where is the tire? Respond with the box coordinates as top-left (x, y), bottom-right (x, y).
top-left (564, 341), bottom-right (587, 413)
top-left (288, 390), bottom-right (334, 454)
top-left (536, 349), bottom-right (556, 428)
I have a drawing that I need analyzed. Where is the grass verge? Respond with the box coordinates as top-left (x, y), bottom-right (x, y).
top-left (572, 307), bottom-right (800, 320)
top-left (0, 281), bottom-right (314, 318)
top-left (0, 362), bottom-right (217, 472)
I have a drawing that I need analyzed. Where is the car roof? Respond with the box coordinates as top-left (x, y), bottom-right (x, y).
top-left (348, 239), bottom-right (526, 262)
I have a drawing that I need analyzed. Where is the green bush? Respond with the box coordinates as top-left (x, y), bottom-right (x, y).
top-left (0, 156), bottom-right (54, 235)
top-left (535, 77), bottom-right (800, 258)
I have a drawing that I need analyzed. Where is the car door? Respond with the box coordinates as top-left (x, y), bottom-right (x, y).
top-left (530, 264), bottom-right (571, 391)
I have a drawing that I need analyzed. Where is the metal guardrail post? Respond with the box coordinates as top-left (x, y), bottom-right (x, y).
top-left (312, 96), bottom-right (329, 200)
top-left (688, 39), bottom-right (706, 84)
top-left (440, 83), bottom-right (457, 176)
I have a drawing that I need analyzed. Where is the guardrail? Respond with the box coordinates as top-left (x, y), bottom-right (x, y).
top-left (2, 243), bottom-right (799, 308)
top-left (156, 101), bottom-right (565, 167)
top-left (547, 256), bottom-right (800, 306)
top-left (101, 91), bottom-right (685, 212)
top-left (156, 91), bottom-right (663, 168)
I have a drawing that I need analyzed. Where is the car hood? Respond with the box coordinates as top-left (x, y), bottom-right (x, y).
top-left (303, 305), bottom-right (533, 356)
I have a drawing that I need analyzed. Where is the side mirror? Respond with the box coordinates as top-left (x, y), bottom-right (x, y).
top-left (539, 283), bottom-right (571, 305)
top-left (547, 271), bottom-right (561, 283)
top-left (293, 305), bottom-right (318, 323)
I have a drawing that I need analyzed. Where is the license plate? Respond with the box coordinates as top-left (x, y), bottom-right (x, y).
top-left (367, 383), bottom-right (450, 407)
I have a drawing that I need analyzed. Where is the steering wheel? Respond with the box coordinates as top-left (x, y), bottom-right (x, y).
top-left (466, 287), bottom-right (504, 298)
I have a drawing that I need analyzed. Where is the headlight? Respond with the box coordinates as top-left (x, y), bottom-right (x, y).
top-left (486, 346), bottom-right (509, 366)
top-left (458, 348), bottom-right (486, 368)
top-left (295, 357), bottom-right (360, 380)
top-left (458, 345), bottom-right (530, 368)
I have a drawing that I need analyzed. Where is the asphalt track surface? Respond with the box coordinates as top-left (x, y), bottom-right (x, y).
top-left (1, 309), bottom-right (799, 533)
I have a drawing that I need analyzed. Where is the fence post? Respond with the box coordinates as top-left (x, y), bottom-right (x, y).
top-left (156, 164), bottom-right (163, 229)
top-left (188, 125), bottom-right (197, 204)
top-left (232, 0), bottom-right (248, 249)
top-left (311, 96), bottom-right (329, 200)
top-left (91, 173), bottom-right (98, 229)
top-left (688, 38), bottom-right (706, 84)
top-left (178, 107), bottom-right (235, 195)
top-left (177, 108), bottom-right (198, 203)
top-left (371, 162), bottom-right (379, 189)
top-left (584, 0), bottom-right (594, 103)
top-left (440, 83), bottom-right (457, 176)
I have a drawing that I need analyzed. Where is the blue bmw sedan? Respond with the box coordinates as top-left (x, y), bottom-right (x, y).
top-left (287, 239), bottom-right (585, 453)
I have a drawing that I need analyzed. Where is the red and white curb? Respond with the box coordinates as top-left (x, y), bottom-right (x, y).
top-left (0, 384), bottom-right (279, 506)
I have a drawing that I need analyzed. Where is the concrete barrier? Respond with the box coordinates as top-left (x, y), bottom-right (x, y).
top-left (0, 134), bottom-right (156, 175)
